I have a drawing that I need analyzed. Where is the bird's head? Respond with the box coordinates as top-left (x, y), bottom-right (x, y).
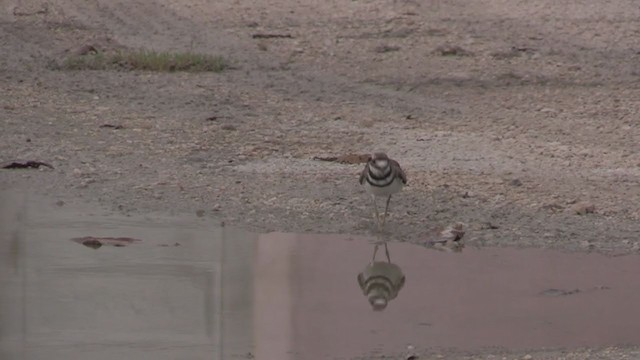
top-left (369, 152), bottom-right (390, 169)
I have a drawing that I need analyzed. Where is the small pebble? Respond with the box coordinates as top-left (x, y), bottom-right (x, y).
top-left (570, 201), bottom-right (595, 215)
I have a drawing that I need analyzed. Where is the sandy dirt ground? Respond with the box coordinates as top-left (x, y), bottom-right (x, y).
top-left (1, 0), bottom-right (640, 358)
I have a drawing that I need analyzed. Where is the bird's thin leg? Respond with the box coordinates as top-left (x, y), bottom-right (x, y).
top-left (380, 195), bottom-right (392, 230)
top-left (371, 195), bottom-right (381, 231)
top-left (372, 244), bottom-right (379, 262)
top-left (383, 241), bottom-right (391, 263)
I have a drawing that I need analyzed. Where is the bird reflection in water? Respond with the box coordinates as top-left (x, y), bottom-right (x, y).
top-left (357, 223), bottom-right (467, 311)
top-left (357, 241), bottom-right (405, 311)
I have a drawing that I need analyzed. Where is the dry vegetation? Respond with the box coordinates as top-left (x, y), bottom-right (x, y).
top-left (53, 49), bottom-right (226, 72)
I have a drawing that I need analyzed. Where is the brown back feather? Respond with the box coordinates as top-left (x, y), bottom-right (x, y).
top-left (391, 159), bottom-right (407, 184)
top-left (359, 163), bottom-right (370, 185)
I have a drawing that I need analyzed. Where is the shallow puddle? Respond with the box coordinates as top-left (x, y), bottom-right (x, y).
top-left (1, 191), bottom-right (640, 359)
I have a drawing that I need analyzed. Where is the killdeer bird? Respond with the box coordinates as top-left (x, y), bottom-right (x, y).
top-left (359, 152), bottom-right (407, 230)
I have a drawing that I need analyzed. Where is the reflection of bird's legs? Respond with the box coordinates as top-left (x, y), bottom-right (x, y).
top-left (380, 195), bottom-right (392, 230)
top-left (384, 242), bottom-right (391, 263)
top-left (371, 195), bottom-right (382, 231)
top-left (372, 244), bottom-right (379, 262)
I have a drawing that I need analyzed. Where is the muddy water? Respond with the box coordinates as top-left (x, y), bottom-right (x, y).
top-left (1, 191), bottom-right (640, 359)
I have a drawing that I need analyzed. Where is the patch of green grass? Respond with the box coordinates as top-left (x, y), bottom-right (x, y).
top-left (56, 49), bottom-right (227, 72)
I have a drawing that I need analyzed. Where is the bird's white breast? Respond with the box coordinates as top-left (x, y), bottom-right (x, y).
top-left (363, 176), bottom-right (404, 197)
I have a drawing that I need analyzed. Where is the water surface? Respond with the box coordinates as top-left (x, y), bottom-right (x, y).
top-left (1, 191), bottom-right (639, 359)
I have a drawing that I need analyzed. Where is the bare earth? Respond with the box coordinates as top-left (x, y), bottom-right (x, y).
top-left (1, 0), bottom-right (640, 358)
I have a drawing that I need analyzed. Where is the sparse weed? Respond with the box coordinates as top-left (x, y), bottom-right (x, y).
top-left (56, 49), bottom-right (227, 72)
